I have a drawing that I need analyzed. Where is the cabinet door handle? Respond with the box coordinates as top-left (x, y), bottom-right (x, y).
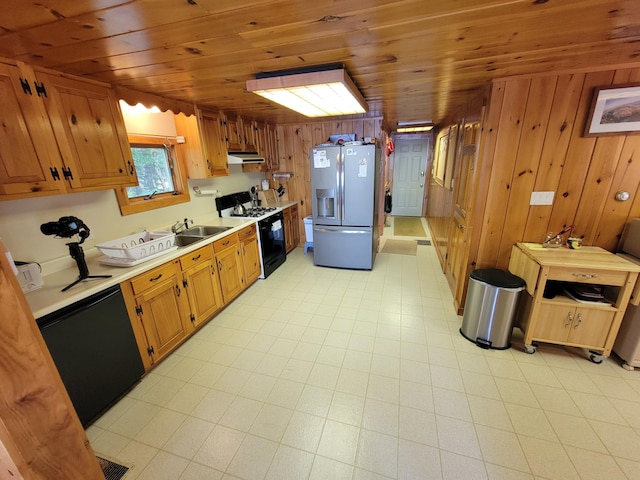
top-left (176, 284), bottom-right (181, 297)
top-left (565, 312), bottom-right (573, 327)
top-left (574, 313), bottom-right (582, 329)
top-left (218, 260), bottom-right (223, 272)
top-left (128, 160), bottom-right (135, 175)
top-left (149, 274), bottom-right (163, 282)
top-left (211, 265), bottom-right (215, 275)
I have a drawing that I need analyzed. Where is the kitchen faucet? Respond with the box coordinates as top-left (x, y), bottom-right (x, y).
top-left (171, 218), bottom-right (193, 234)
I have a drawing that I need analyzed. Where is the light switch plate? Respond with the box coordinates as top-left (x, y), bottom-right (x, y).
top-left (530, 191), bottom-right (554, 205)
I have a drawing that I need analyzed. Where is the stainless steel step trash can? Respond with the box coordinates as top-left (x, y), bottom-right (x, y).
top-left (460, 269), bottom-right (525, 350)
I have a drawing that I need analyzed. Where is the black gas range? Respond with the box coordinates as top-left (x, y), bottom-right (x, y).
top-left (215, 192), bottom-right (287, 278)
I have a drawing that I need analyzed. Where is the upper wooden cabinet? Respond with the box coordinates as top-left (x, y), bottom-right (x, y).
top-left (241, 118), bottom-right (258, 152)
top-left (0, 61), bottom-right (137, 200)
top-left (174, 108), bottom-right (229, 178)
top-left (221, 112), bottom-right (244, 152)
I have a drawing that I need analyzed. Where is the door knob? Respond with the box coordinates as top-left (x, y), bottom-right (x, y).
top-left (420, 171), bottom-right (425, 177)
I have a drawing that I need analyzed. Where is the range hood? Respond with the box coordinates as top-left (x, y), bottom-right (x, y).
top-left (227, 152), bottom-right (265, 164)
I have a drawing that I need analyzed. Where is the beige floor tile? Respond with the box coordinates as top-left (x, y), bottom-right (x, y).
top-left (565, 445), bottom-right (628, 480)
top-left (400, 358), bottom-right (431, 384)
top-left (230, 348), bottom-right (265, 371)
top-left (545, 411), bottom-right (607, 453)
top-left (213, 367), bottom-right (252, 395)
top-left (253, 352), bottom-right (288, 377)
top-left (367, 373), bottom-right (400, 404)
top-left (505, 403), bottom-right (558, 442)
top-left (484, 463), bottom-right (534, 480)
top-left (588, 420), bottom-right (640, 460)
top-left (356, 429), bottom-right (398, 478)
top-left (433, 387), bottom-right (473, 421)
top-left (397, 439), bottom-right (441, 480)
top-left (610, 397), bottom-right (640, 428)
top-left (307, 362), bottom-right (341, 389)
top-left (134, 408), bottom-right (186, 448)
top-left (191, 389), bottom-right (234, 423)
top-left (399, 406), bottom-right (438, 446)
top-left (317, 419), bottom-right (360, 464)
top-left (297, 384), bottom-right (333, 417)
top-left (431, 364), bottom-right (465, 392)
top-left (136, 451), bottom-right (189, 480)
top-left (281, 411), bottom-right (325, 453)
top-left (238, 372), bottom-right (277, 401)
top-left (518, 436), bottom-right (579, 480)
top-left (324, 330), bottom-right (351, 349)
top-left (309, 455), bottom-right (353, 480)
top-left (218, 396), bottom-right (263, 432)
top-left (249, 403), bottom-right (293, 441)
top-left (115, 440), bottom-right (158, 477)
top-left (328, 391), bottom-right (365, 426)
top-left (436, 415), bottom-right (482, 459)
top-left (399, 379), bottom-right (434, 412)
top-left (494, 378), bottom-right (540, 408)
top-left (370, 353), bottom-right (400, 378)
top-left (266, 378), bottom-right (305, 409)
top-left (193, 425), bottom-right (244, 471)
top-left (427, 345), bottom-right (458, 367)
top-left (462, 371), bottom-right (501, 400)
top-left (209, 345), bottom-right (243, 366)
top-left (178, 462), bottom-right (223, 480)
top-left (226, 434), bottom-right (278, 479)
top-left (164, 382), bottom-right (209, 415)
top-left (467, 395), bottom-right (513, 431)
top-left (475, 425), bottom-right (530, 473)
top-left (440, 450), bottom-right (488, 480)
top-left (362, 398), bottom-right (398, 436)
top-left (280, 358), bottom-right (314, 383)
top-left (568, 391), bottom-right (628, 425)
top-left (265, 445), bottom-right (315, 480)
top-left (162, 416), bottom-right (214, 459)
top-left (91, 430), bottom-right (130, 458)
top-left (189, 362), bottom-right (227, 389)
top-left (615, 456), bottom-right (640, 479)
top-left (109, 400), bottom-right (161, 438)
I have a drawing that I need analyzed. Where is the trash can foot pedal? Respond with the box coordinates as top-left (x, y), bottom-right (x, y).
top-left (475, 337), bottom-right (492, 349)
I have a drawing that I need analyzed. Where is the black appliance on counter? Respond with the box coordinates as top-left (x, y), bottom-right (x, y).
top-left (216, 191), bottom-right (287, 278)
top-left (38, 285), bottom-right (144, 426)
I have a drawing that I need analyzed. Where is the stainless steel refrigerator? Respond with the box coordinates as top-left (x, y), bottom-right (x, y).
top-left (311, 144), bottom-right (380, 269)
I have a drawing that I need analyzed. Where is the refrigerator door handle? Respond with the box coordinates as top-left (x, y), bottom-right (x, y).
top-left (340, 152), bottom-right (345, 223)
top-left (314, 227), bottom-right (370, 234)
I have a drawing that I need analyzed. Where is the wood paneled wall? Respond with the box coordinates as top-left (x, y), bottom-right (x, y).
top-left (475, 66), bottom-right (640, 270)
top-left (274, 119), bottom-right (383, 242)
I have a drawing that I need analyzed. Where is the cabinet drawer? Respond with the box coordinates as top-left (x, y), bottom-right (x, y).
top-left (238, 224), bottom-right (256, 242)
top-left (213, 233), bottom-right (239, 253)
top-left (130, 261), bottom-right (177, 295)
top-left (547, 267), bottom-right (628, 286)
top-left (179, 244), bottom-right (213, 270)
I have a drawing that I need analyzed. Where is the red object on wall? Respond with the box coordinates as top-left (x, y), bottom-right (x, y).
top-left (386, 139), bottom-right (394, 155)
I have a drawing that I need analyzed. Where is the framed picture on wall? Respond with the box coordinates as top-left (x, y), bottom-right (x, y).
top-left (584, 84), bottom-right (640, 136)
top-left (433, 128), bottom-right (448, 186)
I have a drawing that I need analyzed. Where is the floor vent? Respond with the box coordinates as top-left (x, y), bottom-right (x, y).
top-left (417, 239), bottom-right (431, 246)
top-left (97, 455), bottom-right (130, 480)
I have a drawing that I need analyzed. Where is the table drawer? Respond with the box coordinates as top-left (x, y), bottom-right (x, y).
top-left (547, 267), bottom-right (628, 286)
top-left (130, 261), bottom-right (178, 295)
top-left (179, 244), bottom-right (213, 270)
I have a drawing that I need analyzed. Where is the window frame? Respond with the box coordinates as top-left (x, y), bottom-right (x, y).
top-left (115, 135), bottom-right (190, 215)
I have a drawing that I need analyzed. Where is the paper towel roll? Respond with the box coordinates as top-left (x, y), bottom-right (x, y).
top-left (193, 187), bottom-right (218, 196)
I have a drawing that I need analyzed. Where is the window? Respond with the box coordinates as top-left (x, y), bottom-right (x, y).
top-left (115, 135), bottom-right (190, 215)
top-left (127, 143), bottom-right (176, 198)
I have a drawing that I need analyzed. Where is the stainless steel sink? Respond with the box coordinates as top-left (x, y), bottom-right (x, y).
top-left (175, 225), bottom-right (232, 247)
top-left (174, 235), bottom-right (206, 247)
top-left (182, 225), bottom-right (232, 236)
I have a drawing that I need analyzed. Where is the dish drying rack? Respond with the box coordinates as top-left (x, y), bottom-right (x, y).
top-left (96, 231), bottom-right (177, 267)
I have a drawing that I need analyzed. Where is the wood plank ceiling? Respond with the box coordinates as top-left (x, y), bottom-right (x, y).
top-left (1, 0), bottom-right (639, 129)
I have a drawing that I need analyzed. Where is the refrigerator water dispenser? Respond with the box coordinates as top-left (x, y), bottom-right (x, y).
top-left (316, 189), bottom-right (335, 218)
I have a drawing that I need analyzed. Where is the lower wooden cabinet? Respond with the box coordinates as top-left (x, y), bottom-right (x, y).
top-left (535, 302), bottom-right (615, 349)
top-left (123, 260), bottom-right (191, 369)
top-left (213, 233), bottom-right (245, 303)
top-left (283, 204), bottom-right (300, 253)
top-left (239, 224), bottom-right (261, 285)
top-left (122, 228), bottom-right (262, 371)
top-left (180, 244), bottom-right (224, 329)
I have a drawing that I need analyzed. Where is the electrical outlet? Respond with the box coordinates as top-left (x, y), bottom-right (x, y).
top-left (530, 191), bottom-right (554, 205)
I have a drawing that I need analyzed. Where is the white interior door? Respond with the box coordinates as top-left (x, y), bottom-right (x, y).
top-left (391, 138), bottom-right (428, 216)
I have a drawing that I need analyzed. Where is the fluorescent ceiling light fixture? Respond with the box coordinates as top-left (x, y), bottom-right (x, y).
top-left (246, 68), bottom-right (368, 117)
top-left (396, 125), bottom-right (433, 133)
top-left (119, 100), bottom-right (161, 114)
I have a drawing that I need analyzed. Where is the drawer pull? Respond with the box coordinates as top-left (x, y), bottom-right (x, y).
top-left (222, 240), bottom-right (230, 246)
top-left (572, 272), bottom-right (597, 279)
top-left (192, 254), bottom-right (202, 261)
top-left (149, 274), bottom-right (163, 282)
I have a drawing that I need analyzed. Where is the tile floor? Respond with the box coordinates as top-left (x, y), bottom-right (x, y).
top-left (88, 225), bottom-right (640, 480)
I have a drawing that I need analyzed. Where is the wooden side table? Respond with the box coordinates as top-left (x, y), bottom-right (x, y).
top-left (508, 243), bottom-right (640, 363)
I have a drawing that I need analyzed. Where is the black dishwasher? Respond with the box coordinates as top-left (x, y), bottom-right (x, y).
top-left (38, 285), bottom-right (144, 427)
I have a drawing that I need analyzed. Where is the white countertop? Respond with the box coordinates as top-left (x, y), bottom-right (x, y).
top-left (27, 215), bottom-right (251, 319)
top-left (26, 201), bottom-right (299, 319)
